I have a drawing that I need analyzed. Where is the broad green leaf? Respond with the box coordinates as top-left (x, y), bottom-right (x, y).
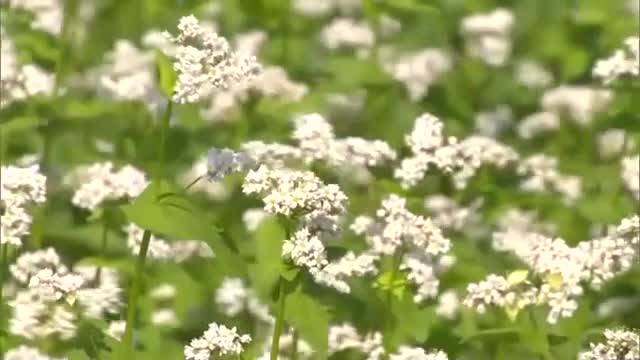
top-left (0, 116), bottom-right (40, 133)
top-left (155, 50), bottom-right (177, 98)
top-left (285, 282), bottom-right (330, 359)
top-left (121, 180), bottom-right (219, 243)
top-left (248, 218), bottom-right (286, 297)
top-left (507, 269), bottom-right (530, 286)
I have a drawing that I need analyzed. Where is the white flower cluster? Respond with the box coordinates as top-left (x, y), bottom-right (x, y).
top-left (184, 322), bottom-right (251, 360)
top-left (92, 39), bottom-right (162, 108)
top-left (241, 113), bottom-right (396, 175)
top-left (593, 35), bottom-right (640, 84)
top-left (517, 111), bottom-right (560, 139)
top-left (1, 28), bottom-right (54, 108)
top-left (492, 208), bottom-right (556, 252)
top-left (579, 328), bottom-right (640, 360)
top-left (28, 268), bottom-right (84, 304)
top-left (424, 195), bottom-right (482, 232)
top-left (320, 18), bottom-right (375, 52)
top-left (390, 346), bottom-right (449, 360)
top-left (197, 31), bottom-right (307, 122)
top-left (541, 85), bottom-right (613, 126)
top-left (11, 0), bottom-right (62, 35)
top-left (436, 289), bottom-right (461, 320)
top-left (206, 148), bottom-right (255, 181)
top-left (395, 113), bottom-right (518, 189)
top-left (460, 8), bottom-right (514, 66)
top-left (125, 224), bottom-right (213, 262)
top-left (215, 277), bottom-right (272, 323)
top-left (164, 15), bottom-right (261, 104)
top-left (384, 48), bottom-right (452, 101)
top-left (243, 165), bottom-right (348, 220)
top-left (7, 248), bottom-right (123, 340)
top-left (292, 0), bottom-right (361, 17)
top-left (68, 162), bottom-right (147, 211)
top-left (293, 113), bottom-right (397, 168)
top-left (598, 129), bottom-right (629, 159)
top-left (463, 273), bottom-right (538, 316)
top-left (329, 323), bottom-right (385, 360)
top-left (621, 155), bottom-right (639, 200)
top-left (329, 323), bottom-right (447, 360)
top-left (202, 67), bottom-right (306, 121)
top-left (468, 215), bottom-right (639, 323)
top-left (474, 105), bottom-right (513, 138)
top-left (346, 195), bottom-right (452, 302)
top-left (1, 165), bottom-right (47, 247)
top-left (517, 154), bottom-right (582, 203)
top-left (515, 61), bottom-right (554, 89)
top-left (5, 345), bottom-right (66, 360)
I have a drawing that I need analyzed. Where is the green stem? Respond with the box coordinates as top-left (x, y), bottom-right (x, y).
top-left (270, 278), bottom-right (288, 360)
top-left (158, 100), bottom-right (173, 179)
top-left (184, 175), bottom-right (204, 192)
top-left (121, 229), bottom-right (152, 357)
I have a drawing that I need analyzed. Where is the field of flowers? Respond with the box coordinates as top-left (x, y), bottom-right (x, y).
top-left (1, 0), bottom-right (639, 359)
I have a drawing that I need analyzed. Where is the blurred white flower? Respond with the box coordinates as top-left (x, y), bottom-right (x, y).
top-left (593, 35), bottom-right (639, 84)
top-left (597, 129), bottom-right (629, 159)
top-left (184, 323), bottom-right (251, 360)
top-left (515, 61), bottom-right (554, 89)
top-left (320, 18), bottom-right (375, 51)
top-left (517, 111), bottom-right (560, 139)
top-left (621, 155), bottom-right (640, 200)
top-left (384, 48), bottom-right (452, 101)
top-left (5, 345), bottom-right (65, 360)
top-left (517, 154), bottom-right (582, 203)
top-left (436, 289), bottom-right (460, 320)
top-left (541, 85), bottom-right (613, 126)
top-left (1, 165), bottom-right (47, 247)
top-left (67, 162), bottom-right (147, 211)
top-left (474, 105), bottom-right (513, 138)
top-left (460, 8), bottom-right (514, 66)
top-left (579, 328), bottom-right (640, 360)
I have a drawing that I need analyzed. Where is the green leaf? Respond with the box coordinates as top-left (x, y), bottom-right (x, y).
top-left (121, 180), bottom-right (219, 242)
top-left (374, 271), bottom-right (408, 300)
top-left (546, 273), bottom-right (564, 291)
top-left (66, 350), bottom-right (91, 360)
top-left (156, 50), bottom-right (177, 98)
top-left (280, 261), bottom-right (301, 281)
top-left (0, 116), bottom-right (40, 133)
top-left (248, 218), bottom-right (286, 297)
top-left (285, 281), bottom-right (330, 359)
top-left (507, 269), bottom-right (529, 286)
